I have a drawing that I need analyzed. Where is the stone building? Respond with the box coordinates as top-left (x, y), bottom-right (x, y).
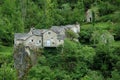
top-left (14, 28), bottom-right (42, 49)
top-left (86, 9), bottom-right (93, 22)
top-left (14, 24), bottom-right (80, 49)
top-left (42, 29), bottom-right (57, 47)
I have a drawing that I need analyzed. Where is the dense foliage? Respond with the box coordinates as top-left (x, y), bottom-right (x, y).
top-left (0, 0), bottom-right (120, 80)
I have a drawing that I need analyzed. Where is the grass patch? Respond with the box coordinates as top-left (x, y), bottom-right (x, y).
top-left (0, 46), bottom-right (13, 55)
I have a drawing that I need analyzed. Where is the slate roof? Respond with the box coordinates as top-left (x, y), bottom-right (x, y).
top-left (51, 26), bottom-right (65, 34)
top-left (15, 29), bottom-right (47, 40)
top-left (61, 25), bottom-right (76, 29)
top-left (32, 29), bottom-right (42, 36)
top-left (14, 33), bottom-right (32, 40)
top-left (40, 29), bottom-right (50, 34)
top-left (14, 29), bottom-right (42, 40)
top-left (40, 29), bottom-right (48, 33)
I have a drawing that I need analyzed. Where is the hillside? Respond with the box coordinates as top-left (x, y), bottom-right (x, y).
top-left (0, 0), bottom-right (120, 80)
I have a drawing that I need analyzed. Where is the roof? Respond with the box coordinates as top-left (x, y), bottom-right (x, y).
top-left (41, 29), bottom-right (58, 35)
top-left (29, 27), bottom-right (49, 35)
top-left (39, 29), bottom-right (48, 33)
top-left (14, 33), bottom-right (32, 40)
top-left (62, 25), bottom-right (77, 29)
top-left (15, 29), bottom-right (47, 41)
top-left (51, 25), bottom-right (78, 32)
top-left (51, 26), bottom-right (65, 34)
top-left (32, 29), bottom-right (42, 36)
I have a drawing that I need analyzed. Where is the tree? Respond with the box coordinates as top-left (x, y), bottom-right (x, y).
top-left (42, 0), bottom-right (54, 28)
top-left (91, 30), bottom-right (114, 46)
top-left (81, 71), bottom-right (104, 80)
top-left (66, 30), bottom-right (79, 40)
top-left (112, 23), bottom-right (120, 40)
top-left (63, 39), bottom-right (78, 55)
top-left (107, 70), bottom-right (120, 80)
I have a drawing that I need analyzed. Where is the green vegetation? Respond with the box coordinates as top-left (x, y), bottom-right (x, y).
top-left (66, 30), bottom-right (79, 40)
top-left (0, 0), bottom-right (120, 80)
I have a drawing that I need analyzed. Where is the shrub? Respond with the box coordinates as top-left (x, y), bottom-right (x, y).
top-left (79, 24), bottom-right (94, 44)
top-left (112, 23), bottom-right (120, 40)
top-left (98, 2), bottom-right (116, 16)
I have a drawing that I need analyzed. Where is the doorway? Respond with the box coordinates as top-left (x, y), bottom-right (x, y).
top-left (46, 40), bottom-right (51, 46)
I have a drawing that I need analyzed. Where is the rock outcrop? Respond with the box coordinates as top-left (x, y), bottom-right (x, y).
top-left (13, 44), bottom-right (39, 80)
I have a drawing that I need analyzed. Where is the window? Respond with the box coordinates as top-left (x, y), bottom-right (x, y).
top-left (39, 40), bottom-right (41, 43)
top-left (48, 32), bottom-right (51, 34)
top-left (59, 40), bottom-right (61, 42)
top-left (52, 42), bottom-right (55, 44)
top-left (90, 17), bottom-right (92, 22)
top-left (31, 39), bottom-right (33, 42)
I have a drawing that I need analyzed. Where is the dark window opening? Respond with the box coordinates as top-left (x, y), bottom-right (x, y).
top-left (48, 32), bottom-right (51, 34)
top-left (90, 17), bottom-right (92, 22)
top-left (31, 39), bottom-right (33, 42)
top-left (52, 42), bottom-right (55, 44)
top-left (39, 40), bottom-right (41, 43)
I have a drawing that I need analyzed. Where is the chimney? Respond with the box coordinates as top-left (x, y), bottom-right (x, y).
top-left (28, 27), bottom-right (35, 35)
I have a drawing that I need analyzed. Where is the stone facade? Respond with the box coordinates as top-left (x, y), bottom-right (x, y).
top-left (24, 35), bottom-right (42, 49)
top-left (14, 28), bottom-right (42, 49)
top-left (43, 30), bottom-right (58, 47)
top-left (86, 9), bottom-right (93, 22)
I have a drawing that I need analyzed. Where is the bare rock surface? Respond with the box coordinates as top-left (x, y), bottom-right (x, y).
top-left (13, 44), bottom-right (38, 80)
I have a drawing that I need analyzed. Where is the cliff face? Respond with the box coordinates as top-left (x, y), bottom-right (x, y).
top-left (13, 44), bottom-right (38, 80)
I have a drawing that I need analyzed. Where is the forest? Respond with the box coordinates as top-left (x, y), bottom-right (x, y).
top-left (0, 0), bottom-right (120, 80)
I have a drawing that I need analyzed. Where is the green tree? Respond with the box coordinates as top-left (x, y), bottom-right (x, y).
top-left (107, 70), bottom-right (120, 80)
top-left (112, 23), bottom-right (120, 40)
top-left (81, 71), bottom-right (104, 80)
top-left (91, 30), bottom-right (114, 46)
top-left (66, 30), bottom-right (79, 40)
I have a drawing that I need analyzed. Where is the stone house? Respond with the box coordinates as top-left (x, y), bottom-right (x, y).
top-left (51, 26), bottom-right (65, 45)
top-left (14, 24), bottom-right (80, 49)
top-left (86, 9), bottom-right (93, 22)
top-left (42, 29), bottom-right (56, 47)
top-left (14, 28), bottom-right (64, 48)
top-left (42, 29), bottom-right (64, 47)
top-left (14, 28), bottom-right (42, 49)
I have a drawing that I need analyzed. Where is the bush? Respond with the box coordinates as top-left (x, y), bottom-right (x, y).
top-left (81, 71), bottom-right (104, 80)
top-left (112, 23), bottom-right (120, 40)
top-left (78, 24), bottom-right (93, 44)
top-left (98, 2), bottom-right (116, 16)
